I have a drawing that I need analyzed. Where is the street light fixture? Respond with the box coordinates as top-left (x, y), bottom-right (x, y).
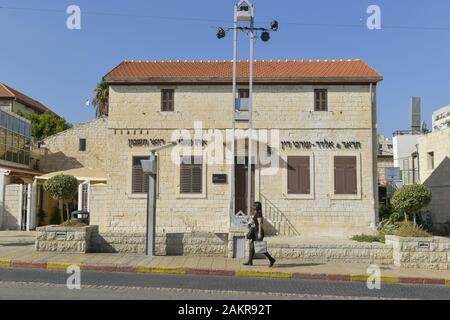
top-left (216, 27), bottom-right (226, 39)
top-left (270, 20), bottom-right (279, 31)
top-left (216, 0), bottom-right (278, 226)
top-left (260, 31), bottom-right (270, 42)
top-left (141, 142), bottom-right (177, 257)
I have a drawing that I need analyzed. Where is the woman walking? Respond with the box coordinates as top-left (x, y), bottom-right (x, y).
top-left (244, 201), bottom-right (276, 267)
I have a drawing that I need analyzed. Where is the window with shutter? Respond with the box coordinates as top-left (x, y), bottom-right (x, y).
top-left (180, 156), bottom-right (203, 194)
top-left (132, 156), bottom-right (150, 194)
top-left (238, 89), bottom-right (250, 99)
top-left (334, 156), bottom-right (357, 195)
top-left (161, 89), bottom-right (175, 112)
top-left (314, 89), bottom-right (328, 111)
top-left (287, 156), bottom-right (310, 194)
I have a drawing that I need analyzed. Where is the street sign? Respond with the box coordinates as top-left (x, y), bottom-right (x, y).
top-left (385, 167), bottom-right (401, 181)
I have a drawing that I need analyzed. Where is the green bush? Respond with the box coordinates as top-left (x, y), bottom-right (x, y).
top-left (60, 220), bottom-right (87, 227)
top-left (44, 175), bottom-right (78, 222)
top-left (351, 234), bottom-right (383, 243)
top-left (395, 221), bottom-right (432, 238)
top-left (391, 184), bottom-right (432, 218)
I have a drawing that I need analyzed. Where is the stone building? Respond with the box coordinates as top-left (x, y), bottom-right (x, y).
top-left (39, 59), bottom-right (383, 255)
top-left (418, 124), bottom-right (450, 231)
top-left (0, 83), bottom-right (58, 230)
top-left (377, 134), bottom-right (394, 205)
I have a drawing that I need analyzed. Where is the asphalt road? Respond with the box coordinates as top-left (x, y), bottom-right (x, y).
top-left (0, 268), bottom-right (449, 300)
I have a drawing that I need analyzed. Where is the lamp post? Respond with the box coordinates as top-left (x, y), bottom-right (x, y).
top-left (141, 142), bottom-right (177, 257)
top-left (216, 0), bottom-right (278, 222)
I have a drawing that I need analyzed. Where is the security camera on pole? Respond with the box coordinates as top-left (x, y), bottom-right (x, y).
top-left (216, 0), bottom-right (278, 224)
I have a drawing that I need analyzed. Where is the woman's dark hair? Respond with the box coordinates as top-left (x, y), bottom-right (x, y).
top-left (254, 201), bottom-right (262, 215)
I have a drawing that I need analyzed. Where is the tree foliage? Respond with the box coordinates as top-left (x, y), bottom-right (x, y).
top-left (391, 184), bottom-right (432, 215)
top-left (92, 81), bottom-right (109, 117)
top-left (43, 175), bottom-right (78, 222)
top-left (16, 111), bottom-right (72, 141)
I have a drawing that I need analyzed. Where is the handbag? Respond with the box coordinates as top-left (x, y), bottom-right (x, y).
top-left (246, 227), bottom-right (256, 240)
top-left (254, 241), bottom-right (268, 254)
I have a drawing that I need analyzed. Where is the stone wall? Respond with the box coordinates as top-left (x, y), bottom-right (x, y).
top-left (2, 184), bottom-right (21, 230)
top-left (268, 242), bottom-right (393, 264)
top-left (89, 184), bottom-right (108, 232)
top-left (386, 235), bottom-right (450, 270)
top-left (36, 225), bottom-right (98, 253)
top-left (377, 155), bottom-right (394, 186)
top-left (90, 232), bottom-right (146, 254)
top-left (89, 231), bottom-right (228, 256)
top-left (155, 232), bottom-right (228, 257)
top-left (39, 117), bottom-right (108, 173)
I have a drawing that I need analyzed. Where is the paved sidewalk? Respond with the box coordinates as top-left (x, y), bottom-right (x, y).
top-left (0, 232), bottom-right (449, 286)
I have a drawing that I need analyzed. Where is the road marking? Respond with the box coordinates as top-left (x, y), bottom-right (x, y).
top-left (135, 267), bottom-right (186, 275)
top-left (0, 261), bottom-right (11, 268)
top-left (0, 281), bottom-right (405, 300)
top-left (236, 271), bottom-right (292, 279)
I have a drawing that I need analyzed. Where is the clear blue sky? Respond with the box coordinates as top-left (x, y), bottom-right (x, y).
top-left (1, 0), bottom-right (450, 137)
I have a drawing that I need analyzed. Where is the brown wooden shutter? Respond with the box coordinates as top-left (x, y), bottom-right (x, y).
top-left (334, 156), bottom-right (357, 194)
top-left (314, 89), bottom-right (328, 111)
top-left (287, 156), bottom-right (310, 194)
top-left (161, 89), bottom-right (174, 111)
top-left (132, 156), bottom-right (150, 194)
top-left (180, 156), bottom-right (202, 194)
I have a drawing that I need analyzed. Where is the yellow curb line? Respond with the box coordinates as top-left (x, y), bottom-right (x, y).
top-left (47, 263), bottom-right (77, 270)
top-left (381, 276), bottom-right (400, 283)
top-left (135, 267), bottom-right (186, 275)
top-left (0, 260), bottom-right (12, 268)
top-left (350, 275), bottom-right (400, 283)
top-left (236, 270), bottom-right (292, 279)
top-left (445, 279), bottom-right (450, 286)
top-left (350, 275), bottom-right (369, 282)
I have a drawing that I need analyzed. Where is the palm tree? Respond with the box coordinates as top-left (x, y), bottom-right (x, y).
top-left (92, 81), bottom-right (109, 117)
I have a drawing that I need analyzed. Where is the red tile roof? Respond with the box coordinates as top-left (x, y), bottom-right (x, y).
top-left (104, 59), bottom-right (382, 83)
top-left (0, 83), bottom-right (56, 115)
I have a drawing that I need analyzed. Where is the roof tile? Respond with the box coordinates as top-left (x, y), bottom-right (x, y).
top-left (104, 59), bottom-right (382, 81)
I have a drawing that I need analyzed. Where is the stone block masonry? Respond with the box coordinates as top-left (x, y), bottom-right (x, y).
top-left (386, 235), bottom-right (450, 270)
top-left (36, 225), bottom-right (98, 253)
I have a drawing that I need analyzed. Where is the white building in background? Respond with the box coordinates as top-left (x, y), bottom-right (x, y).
top-left (432, 105), bottom-right (450, 131)
top-left (393, 132), bottom-right (420, 185)
top-left (392, 97), bottom-right (426, 186)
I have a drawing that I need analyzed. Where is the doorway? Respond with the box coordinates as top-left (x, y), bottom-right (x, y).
top-left (235, 158), bottom-right (255, 215)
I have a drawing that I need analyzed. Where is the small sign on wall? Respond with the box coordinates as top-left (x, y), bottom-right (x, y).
top-left (418, 242), bottom-right (430, 249)
top-left (212, 174), bottom-right (227, 184)
top-left (56, 232), bottom-right (67, 240)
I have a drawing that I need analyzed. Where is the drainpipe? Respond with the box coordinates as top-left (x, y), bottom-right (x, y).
top-left (0, 169), bottom-right (11, 229)
top-left (369, 83), bottom-right (379, 229)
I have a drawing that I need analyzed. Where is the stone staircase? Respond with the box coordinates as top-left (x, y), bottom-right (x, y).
top-left (260, 195), bottom-right (300, 236)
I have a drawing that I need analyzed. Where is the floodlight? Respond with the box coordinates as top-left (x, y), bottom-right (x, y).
top-left (260, 31), bottom-right (270, 42)
top-left (270, 20), bottom-right (279, 31)
top-left (217, 27), bottom-right (226, 39)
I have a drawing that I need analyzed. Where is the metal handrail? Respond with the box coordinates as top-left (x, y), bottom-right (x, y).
top-left (260, 194), bottom-right (300, 236)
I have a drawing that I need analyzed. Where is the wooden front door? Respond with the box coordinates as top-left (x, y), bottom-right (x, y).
top-left (235, 160), bottom-right (255, 215)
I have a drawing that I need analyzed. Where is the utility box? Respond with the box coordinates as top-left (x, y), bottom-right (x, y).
top-left (70, 210), bottom-right (90, 225)
top-left (236, 0), bottom-right (253, 21)
top-left (233, 236), bottom-right (245, 259)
